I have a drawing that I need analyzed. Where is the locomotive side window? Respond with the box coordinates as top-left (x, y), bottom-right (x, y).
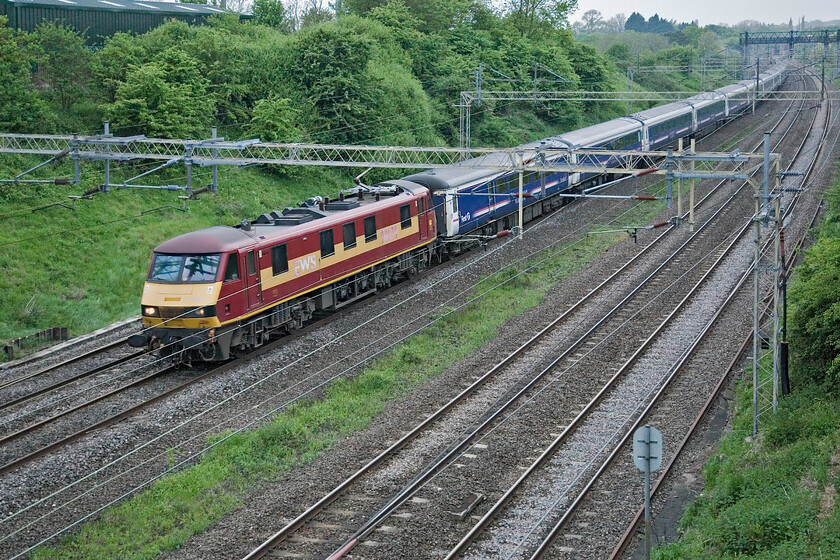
top-left (364, 215), bottom-right (377, 242)
top-left (343, 222), bottom-right (356, 249)
top-left (320, 229), bottom-right (335, 257)
top-left (400, 204), bottom-right (411, 229)
top-left (223, 254), bottom-right (240, 282)
top-left (271, 244), bottom-right (288, 275)
top-left (247, 251), bottom-right (256, 275)
top-left (418, 198), bottom-right (425, 215)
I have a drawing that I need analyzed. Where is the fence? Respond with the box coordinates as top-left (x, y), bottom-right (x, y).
top-left (3, 327), bottom-right (68, 360)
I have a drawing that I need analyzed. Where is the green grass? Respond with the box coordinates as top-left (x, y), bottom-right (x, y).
top-left (31, 193), bottom-right (664, 559)
top-left (653, 379), bottom-right (840, 560)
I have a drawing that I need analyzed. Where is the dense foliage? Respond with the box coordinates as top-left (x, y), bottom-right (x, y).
top-left (788, 167), bottom-right (840, 392)
top-left (0, 0), bottom-right (616, 148)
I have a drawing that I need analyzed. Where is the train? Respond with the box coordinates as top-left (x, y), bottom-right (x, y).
top-left (128, 64), bottom-right (786, 361)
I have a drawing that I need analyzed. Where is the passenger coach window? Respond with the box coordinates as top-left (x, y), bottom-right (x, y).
top-left (321, 229), bottom-right (335, 257)
top-left (224, 254), bottom-right (240, 282)
top-left (271, 244), bottom-right (288, 275)
top-left (343, 222), bottom-right (356, 249)
top-left (400, 204), bottom-right (411, 229)
top-left (364, 216), bottom-right (377, 242)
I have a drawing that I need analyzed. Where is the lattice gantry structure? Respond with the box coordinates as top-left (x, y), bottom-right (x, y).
top-left (741, 30), bottom-right (840, 87)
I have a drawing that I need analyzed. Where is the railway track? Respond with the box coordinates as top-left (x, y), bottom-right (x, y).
top-left (238, 71), bottom-right (822, 560)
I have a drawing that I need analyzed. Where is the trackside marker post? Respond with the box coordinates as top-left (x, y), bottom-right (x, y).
top-left (633, 425), bottom-right (663, 560)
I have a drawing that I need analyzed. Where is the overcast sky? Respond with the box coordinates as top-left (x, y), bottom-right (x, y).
top-left (571, 0), bottom-right (839, 27)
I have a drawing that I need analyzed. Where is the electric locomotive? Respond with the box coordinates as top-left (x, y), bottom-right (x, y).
top-left (129, 181), bottom-right (436, 361)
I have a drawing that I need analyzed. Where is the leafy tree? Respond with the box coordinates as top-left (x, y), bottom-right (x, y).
top-left (289, 23), bottom-right (375, 143)
top-left (566, 42), bottom-right (608, 91)
top-left (0, 17), bottom-right (51, 132)
top-left (605, 42), bottom-right (631, 70)
top-left (29, 21), bottom-right (91, 110)
top-left (646, 14), bottom-right (674, 34)
top-left (505, 0), bottom-right (579, 37)
top-left (624, 11), bottom-right (645, 32)
top-left (91, 32), bottom-right (149, 103)
top-left (790, 235), bottom-right (840, 391)
top-left (247, 95), bottom-right (302, 142)
top-left (109, 48), bottom-right (212, 138)
top-left (367, 0), bottom-right (421, 35)
top-left (253, 0), bottom-right (291, 29)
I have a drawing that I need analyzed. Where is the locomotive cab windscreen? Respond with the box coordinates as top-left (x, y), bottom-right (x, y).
top-left (149, 253), bottom-right (222, 283)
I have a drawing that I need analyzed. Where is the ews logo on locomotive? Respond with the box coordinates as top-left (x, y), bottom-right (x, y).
top-left (293, 254), bottom-right (318, 276)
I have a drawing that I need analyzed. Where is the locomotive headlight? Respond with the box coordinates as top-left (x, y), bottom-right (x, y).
top-left (143, 306), bottom-right (158, 317)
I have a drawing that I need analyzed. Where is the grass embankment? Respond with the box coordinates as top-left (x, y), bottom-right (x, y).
top-left (32, 194), bottom-right (664, 558)
top-left (653, 168), bottom-right (840, 558)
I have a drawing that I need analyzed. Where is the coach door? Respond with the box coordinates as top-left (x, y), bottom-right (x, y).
top-left (245, 249), bottom-right (262, 310)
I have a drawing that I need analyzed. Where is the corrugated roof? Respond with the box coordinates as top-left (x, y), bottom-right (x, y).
top-left (1, 0), bottom-right (230, 15)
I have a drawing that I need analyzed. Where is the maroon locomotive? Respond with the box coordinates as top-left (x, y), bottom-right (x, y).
top-left (129, 180), bottom-right (437, 361)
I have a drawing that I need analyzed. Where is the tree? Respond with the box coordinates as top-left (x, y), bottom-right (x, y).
top-left (300, 0), bottom-right (334, 27)
top-left (506, 0), bottom-right (579, 37)
top-left (29, 22), bottom-right (91, 111)
top-left (289, 24), bottom-right (376, 143)
top-left (605, 42), bottom-right (631, 69)
top-left (580, 9), bottom-right (604, 33)
top-left (604, 13), bottom-right (626, 33)
top-left (790, 235), bottom-right (840, 390)
top-left (646, 14), bottom-right (674, 34)
top-left (0, 17), bottom-right (51, 132)
top-left (625, 12), bottom-right (646, 32)
top-left (247, 95), bottom-right (301, 142)
top-left (253, 0), bottom-right (291, 29)
top-left (91, 32), bottom-right (148, 103)
top-left (109, 48), bottom-right (212, 138)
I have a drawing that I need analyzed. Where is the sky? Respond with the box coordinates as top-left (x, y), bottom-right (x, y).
top-left (571, 0), bottom-right (839, 27)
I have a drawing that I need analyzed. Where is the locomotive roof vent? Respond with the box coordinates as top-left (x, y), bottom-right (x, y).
top-left (325, 200), bottom-right (360, 211)
top-left (255, 210), bottom-right (283, 224)
top-left (240, 219), bottom-right (252, 231)
top-left (273, 216), bottom-right (313, 226)
top-left (283, 207), bottom-right (327, 220)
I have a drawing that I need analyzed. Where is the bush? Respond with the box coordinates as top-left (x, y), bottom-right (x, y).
top-left (712, 496), bottom-right (814, 555)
